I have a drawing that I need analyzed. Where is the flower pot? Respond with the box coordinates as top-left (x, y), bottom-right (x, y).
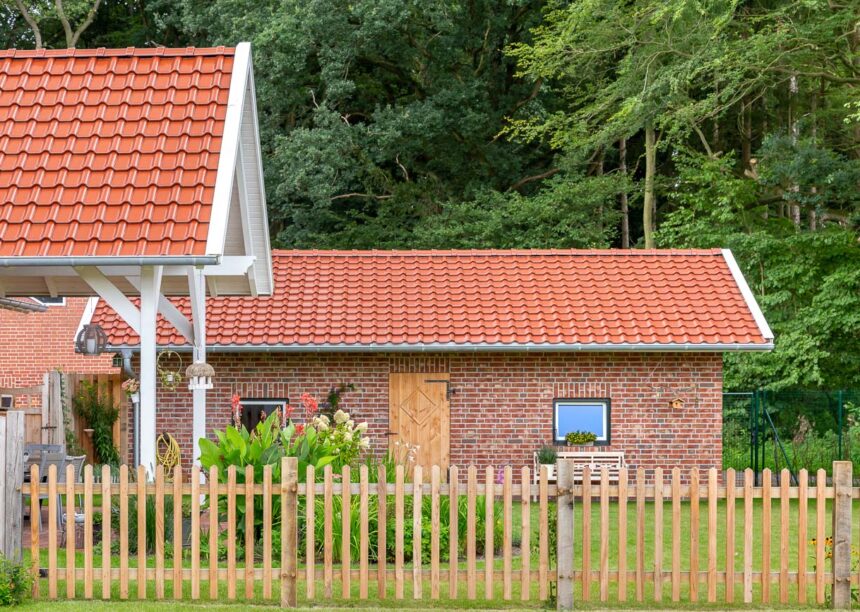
top-left (539, 463), bottom-right (556, 480)
top-left (129, 392), bottom-right (140, 404)
top-left (83, 428), bottom-right (94, 437)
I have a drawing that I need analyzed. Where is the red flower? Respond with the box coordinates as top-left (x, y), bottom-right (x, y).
top-left (301, 393), bottom-right (319, 417)
top-left (295, 423), bottom-right (305, 435)
top-left (285, 404), bottom-right (295, 418)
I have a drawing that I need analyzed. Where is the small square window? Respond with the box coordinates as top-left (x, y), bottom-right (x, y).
top-left (241, 398), bottom-right (288, 431)
top-left (553, 399), bottom-right (610, 444)
top-left (0, 395), bottom-right (12, 410)
top-left (30, 296), bottom-right (65, 306)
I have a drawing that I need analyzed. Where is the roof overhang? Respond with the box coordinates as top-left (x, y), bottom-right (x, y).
top-left (105, 341), bottom-right (775, 353)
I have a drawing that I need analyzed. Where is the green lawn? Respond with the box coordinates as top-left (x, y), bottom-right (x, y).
top-left (26, 496), bottom-right (839, 609)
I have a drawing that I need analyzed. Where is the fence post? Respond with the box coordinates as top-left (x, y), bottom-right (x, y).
top-left (557, 459), bottom-right (574, 610)
top-left (280, 457), bottom-right (298, 607)
top-left (831, 461), bottom-right (852, 609)
top-left (0, 412), bottom-right (24, 561)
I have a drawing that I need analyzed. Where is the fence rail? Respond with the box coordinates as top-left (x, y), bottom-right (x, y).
top-left (21, 459), bottom-right (857, 609)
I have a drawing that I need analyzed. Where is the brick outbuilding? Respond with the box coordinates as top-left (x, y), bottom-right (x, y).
top-left (90, 249), bottom-right (772, 476)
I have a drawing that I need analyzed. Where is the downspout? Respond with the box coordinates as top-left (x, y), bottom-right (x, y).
top-left (119, 349), bottom-right (140, 466)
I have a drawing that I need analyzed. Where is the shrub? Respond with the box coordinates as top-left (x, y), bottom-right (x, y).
top-left (536, 446), bottom-right (557, 464)
top-left (0, 556), bottom-right (32, 606)
top-left (565, 430), bottom-right (597, 445)
top-left (73, 381), bottom-right (120, 465)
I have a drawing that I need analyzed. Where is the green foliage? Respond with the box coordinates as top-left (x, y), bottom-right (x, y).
top-left (109, 489), bottom-right (175, 556)
top-left (536, 446), bottom-right (557, 464)
top-left (72, 380), bottom-right (120, 465)
top-left (565, 431), bottom-right (597, 445)
top-left (0, 555), bottom-right (32, 606)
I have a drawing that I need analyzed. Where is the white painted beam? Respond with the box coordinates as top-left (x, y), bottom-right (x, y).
top-left (126, 276), bottom-right (195, 345)
top-left (188, 267), bottom-right (207, 466)
top-left (75, 267), bottom-right (142, 335)
top-left (138, 265), bottom-right (163, 477)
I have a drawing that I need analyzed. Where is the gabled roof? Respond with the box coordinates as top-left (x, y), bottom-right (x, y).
top-left (91, 249), bottom-right (774, 351)
top-left (0, 44), bottom-right (272, 296)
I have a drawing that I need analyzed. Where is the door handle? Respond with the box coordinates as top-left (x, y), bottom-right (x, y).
top-left (386, 431), bottom-right (399, 436)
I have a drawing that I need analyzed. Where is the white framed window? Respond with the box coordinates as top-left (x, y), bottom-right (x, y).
top-left (553, 398), bottom-right (610, 444)
top-left (31, 296), bottom-right (66, 306)
top-left (241, 398), bottom-right (289, 431)
top-left (0, 395), bottom-right (12, 410)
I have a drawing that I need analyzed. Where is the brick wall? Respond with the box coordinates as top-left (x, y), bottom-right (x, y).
top-left (133, 351), bottom-right (722, 476)
top-left (0, 298), bottom-right (117, 406)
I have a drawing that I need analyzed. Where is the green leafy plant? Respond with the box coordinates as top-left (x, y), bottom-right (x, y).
top-left (565, 430), bottom-right (597, 445)
top-left (536, 446), bottom-right (557, 464)
top-left (0, 555), bottom-right (32, 606)
top-left (72, 381), bottom-right (120, 465)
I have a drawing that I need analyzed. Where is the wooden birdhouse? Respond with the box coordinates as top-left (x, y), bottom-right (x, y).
top-left (670, 397), bottom-right (685, 410)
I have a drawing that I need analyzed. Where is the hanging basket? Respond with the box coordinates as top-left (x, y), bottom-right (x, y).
top-left (156, 350), bottom-right (184, 391)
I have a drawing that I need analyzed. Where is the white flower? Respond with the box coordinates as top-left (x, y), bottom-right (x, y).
top-left (343, 431), bottom-right (352, 441)
top-left (359, 438), bottom-right (370, 449)
top-left (356, 422), bottom-right (368, 433)
top-left (346, 419), bottom-right (354, 428)
top-left (334, 410), bottom-right (349, 424)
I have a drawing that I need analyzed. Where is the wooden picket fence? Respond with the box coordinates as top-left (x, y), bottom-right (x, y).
top-left (27, 460), bottom-right (554, 606)
top-left (22, 459), bottom-right (856, 608)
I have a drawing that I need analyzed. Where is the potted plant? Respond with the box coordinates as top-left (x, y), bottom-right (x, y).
top-left (536, 445), bottom-right (557, 479)
top-left (565, 430), bottom-right (597, 446)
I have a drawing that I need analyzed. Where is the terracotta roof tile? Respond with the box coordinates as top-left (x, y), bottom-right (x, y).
top-left (0, 46), bottom-right (235, 257)
top-left (92, 249), bottom-right (772, 349)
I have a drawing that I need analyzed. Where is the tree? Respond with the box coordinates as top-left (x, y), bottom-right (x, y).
top-left (7, 0), bottom-right (103, 48)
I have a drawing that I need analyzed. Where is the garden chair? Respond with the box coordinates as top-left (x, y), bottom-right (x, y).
top-left (58, 455), bottom-right (87, 546)
top-left (24, 451), bottom-right (65, 531)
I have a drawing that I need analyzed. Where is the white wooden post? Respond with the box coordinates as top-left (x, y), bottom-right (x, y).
top-left (188, 267), bottom-right (207, 466)
top-left (831, 461), bottom-right (852, 609)
top-left (138, 265), bottom-right (163, 476)
top-left (0, 412), bottom-right (24, 560)
top-left (557, 459), bottom-right (575, 610)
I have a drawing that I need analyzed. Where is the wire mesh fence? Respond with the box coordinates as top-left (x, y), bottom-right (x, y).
top-left (723, 389), bottom-right (860, 479)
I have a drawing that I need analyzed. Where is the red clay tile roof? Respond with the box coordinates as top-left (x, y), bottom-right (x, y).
top-left (0, 47), bottom-right (235, 257)
top-left (92, 249), bottom-right (773, 350)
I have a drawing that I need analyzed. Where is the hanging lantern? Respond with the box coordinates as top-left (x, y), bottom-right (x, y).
top-left (75, 324), bottom-right (108, 355)
top-left (186, 360), bottom-right (215, 390)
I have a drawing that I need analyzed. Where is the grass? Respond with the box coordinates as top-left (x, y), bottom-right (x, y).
top-left (25, 497), bottom-right (843, 609)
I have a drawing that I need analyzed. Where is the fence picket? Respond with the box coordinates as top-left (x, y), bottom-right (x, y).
top-left (815, 468), bottom-right (825, 604)
top-left (395, 464), bottom-right (405, 600)
top-left (503, 465), bottom-right (512, 600)
top-left (617, 467), bottom-right (628, 602)
top-left (263, 464), bottom-right (273, 599)
top-left (779, 468), bottom-right (789, 603)
top-left (208, 465), bottom-right (218, 600)
top-left (599, 466), bottom-right (609, 602)
top-left (582, 466), bottom-right (591, 601)
top-left (360, 464), bottom-right (370, 600)
top-left (467, 465), bottom-right (477, 600)
top-left (797, 469), bottom-right (808, 604)
top-left (226, 466), bottom-right (237, 599)
top-left (190, 465), bottom-right (200, 600)
top-left (137, 465), bottom-right (146, 600)
top-left (378, 465), bottom-right (388, 599)
top-left (520, 466), bottom-right (530, 601)
top-left (743, 468), bottom-right (753, 603)
top-left (725, 467), bottom-right (736, 603)
top-left (66, 463), bottom-right (75, 599)
top-left (281, 457), bottom-right (298, 608)
top-left (635, 467), bottom-right (645, 602)
top-left (173, 466), bottom-right (183, 600)
top-left (305, 465), bottom-right (315, 601)
top-left (244, 465), bottom-right (254, 600)
top-left (449, 466), bottom-right (459, 599)
top-left (483, 466), bottom-right (493, 600)
top-left (653, 467), bottom-right (663, 602)
top-left (431, 465), bottom-right (440, 600)
top-left (762, 468), bottom-right (771, 603)
top-left (707, 467), bottom-right (717, 603)
top-left (413, 465), bottom-right (423, 600)
top-left (539, 465), bottom-right (549, 601)
top-left (29, 465), bottom-right (39, 600)
top-left (323, 465), bottom-right (333, 599)
top-left (119, 464), bottom-right (129, 600)
top-left (671, 467), bottom-right (680, 601)
top-left (155, 464), bottom-right (165, 599)
top-left (341, 464), bottom-right (352, 598)
top-left (48, 464), bottom-right (57, 599)
top-left (84, 465), bottom-right (93, 599)
top-left (689, 468), bottom-right (699, 602)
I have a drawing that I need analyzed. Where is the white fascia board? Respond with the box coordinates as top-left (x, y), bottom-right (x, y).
top-left (205, 41), bottom-right (252, 257)
top-left (721, 249), bottom-right (774, 341)
top-left (107, 340), bottom-right (775, 353)
top-left (244, 49), bottom-right (274, 294)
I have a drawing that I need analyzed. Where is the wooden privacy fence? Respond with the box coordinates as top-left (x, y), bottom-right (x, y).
top-left (20, 457), bottom-right (857, 609)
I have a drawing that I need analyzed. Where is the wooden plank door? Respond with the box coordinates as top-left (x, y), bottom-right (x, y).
top-left (389, 373), bottom-right (450, 475)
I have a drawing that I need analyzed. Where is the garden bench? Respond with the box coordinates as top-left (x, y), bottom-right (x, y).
top-left (533, 450), bottom-right (626, 489)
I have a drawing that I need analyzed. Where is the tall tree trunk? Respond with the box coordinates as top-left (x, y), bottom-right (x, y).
top-left (741, 99), bottom-right (752, 171)
top-left (788, 75), bottom-right (801, 227)
top-left (619, 138), bottom-right (630, 249)
top-left (643, 123), bottom-right (657, 249)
